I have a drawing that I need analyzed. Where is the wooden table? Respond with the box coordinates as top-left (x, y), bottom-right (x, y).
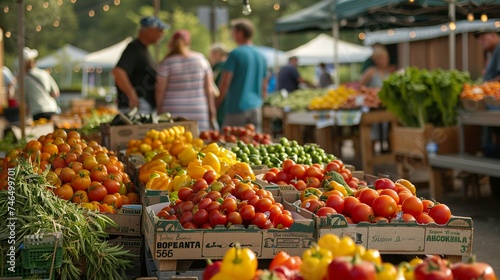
top-left (283, 109), bottom-right (397, 174)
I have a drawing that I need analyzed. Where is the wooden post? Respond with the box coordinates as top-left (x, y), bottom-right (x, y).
top-left (18, 0), bottom-right (26, 139)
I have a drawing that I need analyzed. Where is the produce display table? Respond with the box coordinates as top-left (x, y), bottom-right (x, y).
top-left (262, 106), bottom-right (284, 135)
top-left (429, 110), bottom-right (500, 201)
top-left (284, 109), bottom-right (397, 174)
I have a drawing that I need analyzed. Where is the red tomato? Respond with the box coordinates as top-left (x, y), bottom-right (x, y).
top-left (205, 201), bottom-right (221, 213)
top-left (102, 178), bottom-right (121, 194)
top-left (371, 195), bottom-right (398, 218)
top-left (197, 197), bottom-right (212, 210)
top-left (300, 199), bottom-right (324, 213)
top-left (422, 199), bottom-right (435, 213)
top-left (305, 166), bottom-right (324, 180)
top-left (428, 204), bottom-right (452, 225)
top-left (290, 164), bottom-right (306, 179)
top-left (182, 222), bottom-right (198, 229)
top-left (325, 162), bottom-right (342, 173)
top-left (351, 203), bottom-right (374, 223)
top-left (358, 188), bottom-right (379, 206)
top-left (256, 197), bottom-right (273, 212)
top-left (263, 172), bottom-right (277, 183)
top-left (181, 201), bottom-right (195, 213)
top-left (398, 191), bottom-right (413, 205)
top-left (275, 171), bottom-right (291, 184)
top-left (316, 207), bottom-right (337, 217)
top-left (414, 255), bottom-right (452, 280)
top-left (206, 190), bottom-right (222, 202)
top-left (379, 189), bottom-right (400, 204)
top-left (192, 209), bottom-right (209, 225)
top-left (332, 159), bottom-right (345, 170)
top-left (401, 213), bottom-right (416, 222)
top-left (227, 211), bottom-right (243, 226)
top-left (268, 204), bottom-right (282, 221)
top-left (220, 198), bottom-right (237, 213)
top-left (252, 212), bottom-right (269, 229)
top-left (343, 196), bottom-right (361, 216)
top-left (292, 180), bottom-right (307, 191)
top-left (239, 205), bottom-right (256, 220)
top-left (269, 167), bottom-right (280, 174)
top-left (325, 194), bottom-right (345, 214)
top-left (178, 187), bottom-right (194, 201)
top-left (179, 211), bottom-right (194, 225)
top-left (192, 179), bottom-right (209, 193)
top-left (402, 196), bottom-right (424, 218)
top-left (208, 210), bottom-right (227, 226)
top-left (373, 178), bottom-right (396, 190)
top-left (326, 255), bottom-right (376, 280)
top-left (306, 177), bottom-right (321, 188)
top-left (273, 213), bottom-right (294, 228)
top-left (282, 159), bottom-right (295, 173)
top-left (415, 212), bottom-right (435, 224)
top-left (451, 258), bottom-right (497, 280)
top-left (340, 168), bottom-right (352, 183)
top-left (87, 182), bottom-right (107, 202)
top-left (203, 170), bottom-right (217, 185)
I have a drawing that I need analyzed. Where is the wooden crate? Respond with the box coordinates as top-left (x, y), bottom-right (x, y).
top-left (71, 99), bottom-right (95, 114)
top-left (391, 124), bottom-right (459, 158)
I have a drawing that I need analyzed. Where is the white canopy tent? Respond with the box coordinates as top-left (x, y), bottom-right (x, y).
top-left (285, 34), bottom-right (373, 66)
top-left (37, 44), bottom-right (88, 87)
top-left (81, 37), bottom-right (133, 96)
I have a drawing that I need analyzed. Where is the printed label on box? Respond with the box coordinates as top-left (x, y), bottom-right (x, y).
top-left (261, 231), bottom-right (314, 258)
top-left (367, 227), bottom-right (425, 251)
top-left (202, 232), bottom-right (263, 258)
top-left (424, 227), bottom-right (472, 256)
top-left (319, 227), bottom-right (369, 246)
top-left (153, 232), bottom-right (203, 260)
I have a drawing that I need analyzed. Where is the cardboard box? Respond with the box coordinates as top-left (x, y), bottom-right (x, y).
top-left (126, 154), bottom-right (146, 186)
top-left (104, 205), bottom-right (143, 236)
top-left (101, 121), bottom-right (198, 152)
top-left (107, 235), bottom-right (143, 280)
top-left (143, 201), bottom-right (314, 261)
top-left (284, 195), bottom-right (473, 261)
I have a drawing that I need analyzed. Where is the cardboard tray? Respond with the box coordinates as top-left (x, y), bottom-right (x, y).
top-left (101, 121), bottom-right (198, 152)
top-left (103, 205), bottom-right (143, 236)
top-left (143, 200), bottom-right (315, 261)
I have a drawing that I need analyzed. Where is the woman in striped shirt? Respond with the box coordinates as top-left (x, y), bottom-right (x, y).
top-left (155, 30), bottom-right (217, 132)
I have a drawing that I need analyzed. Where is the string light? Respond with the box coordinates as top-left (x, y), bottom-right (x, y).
top-left (496, 21), bottom-right (500, 28)
top-left (103, 4), bottom-right (109, 11)
top-left (36, 25), bottom-right (42, 32)
top-left (5, 31), bottom-right (11, 38)
top-left (3, 6), bottom-right (8, 13)
top-left (409, 0), bottom-right (415, 2)
top-left (70, 0), bottom-right (77, 3)
top-left (53, 20), bottom-right (60, 27)
top-left (449, 21), bottom-right (456, 31)
top-left (467, 12), bottom-right (474, 21)
top-left (113, 0), bottom-right (120, 6)
top-left (358, 32), bottom-right (365, 40)
top-left (43, 2), bottom-right (49, 8)
top-left (273, 3), bottom-right (280, 10)
top-left (88, 10), bottom-right (95, 17)
top-left (440, 25), bottom-right (448, 32)
top-left (73, 66), bottom-right (80, 72)
top-left (409, 31), bottom-right (416, 38)
top-left (481, 12), bottom-right (488, 22)
top-left (26, 5), bottom-right (32, 11)
top-left (388, 29), bottom-right (395, 36)
top-left (57, 0), bottom-right (63, 6)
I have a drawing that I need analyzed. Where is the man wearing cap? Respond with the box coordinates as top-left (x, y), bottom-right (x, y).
top-left (112, 16), bottom-right (167, 113)
top-left (476, 29), bottom-right (500, 81)
top-left (23, 47), bottom-right (60, 121)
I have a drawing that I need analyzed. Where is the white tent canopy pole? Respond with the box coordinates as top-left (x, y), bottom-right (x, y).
top-left (449, 0), bottom-right (456, 70)
top-left (331, 0), bottom-right (340, 85)
top-left (17, 0), bottom-right (25, 139)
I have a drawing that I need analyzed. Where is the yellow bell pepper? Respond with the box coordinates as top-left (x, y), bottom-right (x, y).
top-left (300, 244), bottom-right (334, 280)
top-left (362, 249), bottom-right (382, 266)
top-left (172, 174), bottom-right (192, 191)
top-left (138, 171), bottom-right (168, 184)
top-left (395, 179), bottom-right (417, 196)
top-left (187, 165), bottom-right (209, 180)
top-left (327, 180), bottom-right (348, 197)
top-left (178, 146), bottom-right (198, 166)
top-left (139, 159), bottom-right (167, 173)
top-left (219, 244), bottom-right (257, 280)
top-left (376, 262), bottom-right (398, 280)
top-left (145, 176), bottom-right (173, 191)
top-left (225, 162), bottom-right (255, 181)
top-left (317, 233), bottom-right (340, 255)
top-left (202, 152), bottom-right (221, 174)
top-left (201, 142), bottom-right (220, 154)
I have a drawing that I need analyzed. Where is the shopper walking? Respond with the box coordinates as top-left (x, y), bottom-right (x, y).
top-left (277, 56), bottom-right (315, 93)
top-left (112, 16), bottom-right (168, 113)
top-left (23, 47), bottom-right (60, 121)
top-left (216, 18), bottom-right (267, 132)
top-left (209, 44), bottom-right (228, 128)
top-left (155, 30), bottom-right (217, 132)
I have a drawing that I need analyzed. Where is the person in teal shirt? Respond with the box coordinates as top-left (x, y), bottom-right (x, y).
top-left (216, 18), bottom-right (267, 132)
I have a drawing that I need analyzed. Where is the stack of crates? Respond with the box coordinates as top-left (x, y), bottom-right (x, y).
top-left (1, 232), bottom-right (63, 280)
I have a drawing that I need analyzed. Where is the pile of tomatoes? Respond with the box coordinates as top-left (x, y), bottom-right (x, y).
top-left (299, 177), bottom-right (453, 225)
top-left (262, 159), bottom-right (365, 191)
top-left (199, 124), bottom-right (273, 145)
top-left (156, 174), bottom-right (293, 230)
top-left (1, 129), bottom-right (140, 213)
